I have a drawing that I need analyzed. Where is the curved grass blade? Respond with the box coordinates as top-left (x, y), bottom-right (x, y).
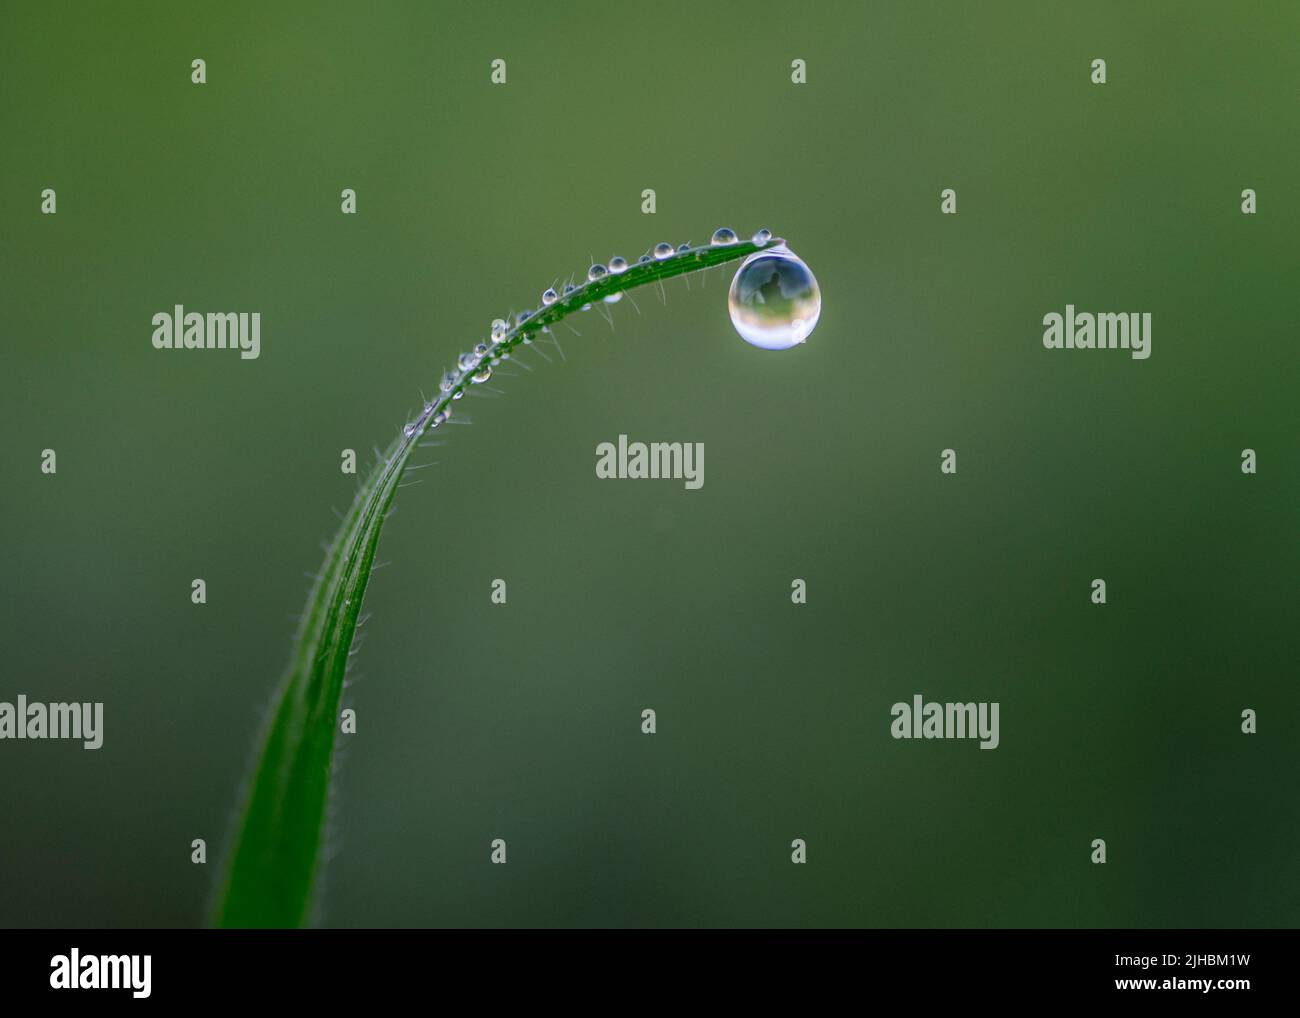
top-left (212, 234), bottom-right (774, 927)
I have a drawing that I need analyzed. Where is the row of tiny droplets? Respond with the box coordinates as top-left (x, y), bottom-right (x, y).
top-left (402, 228), bottom-right (774, 439)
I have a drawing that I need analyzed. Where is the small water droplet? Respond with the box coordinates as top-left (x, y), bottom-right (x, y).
top-left (541, 287), bottom-right (558, 305)
top-left (752, 228), bottom-right (772, 245)
top-left (452, 389), bottom-right (464, 400)
top-left (580, 304), bottom-right (592, 312)
top-left (471, 365), bottom-right (492, 383)
top-left (458, 351), bottom-right (479, 371)
top-left (562, 283), bottom-right (576, 295)
top-left (491, 318), bottom-right (508, 341)
top-left (653, 242), bottom-right (674, 260)
top-left (608, 256), bottom-right (628, 274)
top-left (604, 293), bottom-right (623, 304)
top-left (588, 264), bottom-right (607, 281)
top-left (516, 310), bottom-right (533, 325)
top-left (637, 255), bottom-right (651, 265)
top-left (677, 243), bottom-right (691, 253)
top-left (474, 342), bottom-right (489, 356)
top-left (711, 227), bottom-right (738, 246)
top-left (727, 245), bottom-right (821, 350)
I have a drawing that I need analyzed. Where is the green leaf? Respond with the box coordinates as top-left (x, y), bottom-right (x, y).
top-left (212, 235), bottom-right (769, 927)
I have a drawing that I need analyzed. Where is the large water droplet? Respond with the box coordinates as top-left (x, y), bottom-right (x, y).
top-left (711, 227), bottom-right (738, 246)
top-left (653, 242), bottom-right (674, 260)
top-left (727, 245), bottom-right (821, 350)
top-left (608, 256), bottom-right (628, 274)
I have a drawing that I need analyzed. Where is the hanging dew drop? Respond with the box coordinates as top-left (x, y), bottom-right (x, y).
top-left (653, 242), bottom-right (674, 260)
top-left (727, 244), bottom-right (821, 350)
top-left (604, 293), bottom-right (623, 304)
top-left (711, 227), bottom-right (738, 246)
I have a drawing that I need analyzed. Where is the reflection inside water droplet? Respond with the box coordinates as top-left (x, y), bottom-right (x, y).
top-left (727, 245), bottom-right (821, 350)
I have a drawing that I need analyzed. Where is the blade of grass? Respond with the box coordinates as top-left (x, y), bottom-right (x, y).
top-left (212, 234), bottom-right (774, 927)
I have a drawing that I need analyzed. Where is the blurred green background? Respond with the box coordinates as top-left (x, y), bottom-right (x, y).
top-left (1, 0), bottom-right (1296, 928)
